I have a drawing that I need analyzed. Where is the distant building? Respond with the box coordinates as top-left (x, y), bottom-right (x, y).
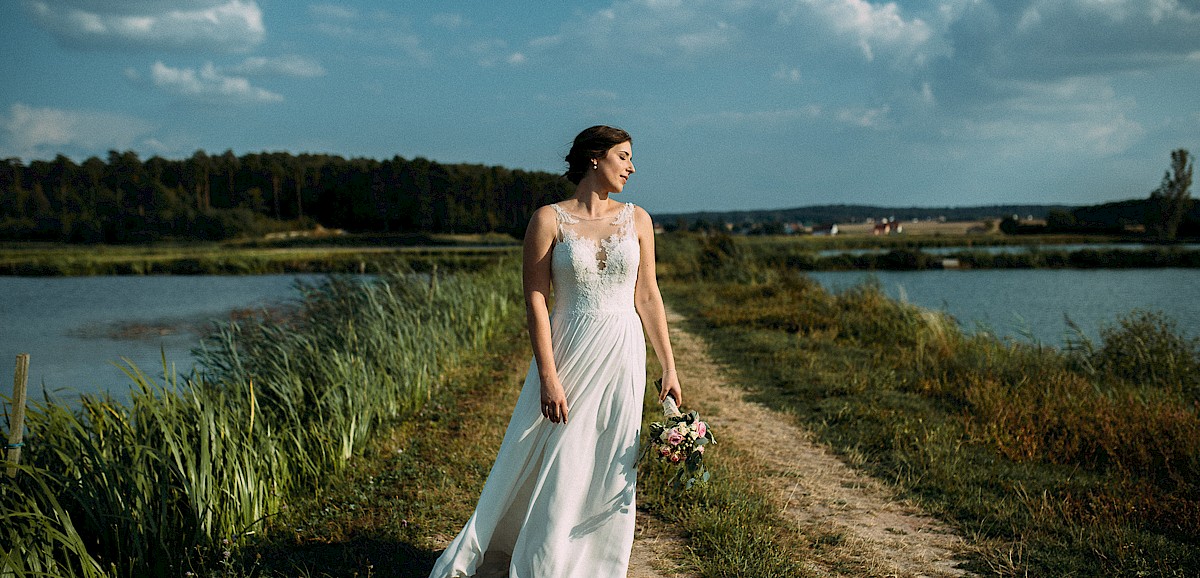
top-left (811, 224), bottom-right (838, 236)
top-left (872, 218), bottom-right (902, 235)
top-left (782, 222), bottom-right (808, 235)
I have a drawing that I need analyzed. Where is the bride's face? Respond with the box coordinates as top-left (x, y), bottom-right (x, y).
top-left (592, 141), bottom-right (635, 193)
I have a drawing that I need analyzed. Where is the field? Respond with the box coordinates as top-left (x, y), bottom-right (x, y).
top-left (657, 234), bottom-right (1200, 576)
top-left (832, 219), bottom-right (995, 236)
top-left (0, 234), bottom-right (519, 276)
top-left (3, 233), bottom-right (1198, 577)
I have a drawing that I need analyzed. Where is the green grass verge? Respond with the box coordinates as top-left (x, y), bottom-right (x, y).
top-left (3, 264), bottom-right (522, 577)
top-left (654, 232), bottom-right (1200, 278)
top-left (0, 242), bottom-right (517, 276)
top-left (637, 353), bottom-right (814, 578)
top-left (662, 268), bottom-right (1199, 577)
top-left (4, 256), bottom-right (820, 577)
top-left (226, 299), bottom-right (532, 577)
top-left (232, 293), bottom-right (817, 578)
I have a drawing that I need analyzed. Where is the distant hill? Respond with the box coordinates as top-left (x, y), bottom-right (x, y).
top-left (655, 204), bottom-right (1079, 227)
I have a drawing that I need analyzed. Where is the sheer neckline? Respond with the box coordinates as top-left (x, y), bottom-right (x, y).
top-left (552, 202), bottom-right (629, 222)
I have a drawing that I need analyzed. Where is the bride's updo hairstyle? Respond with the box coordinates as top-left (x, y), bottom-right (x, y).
top-left (564, 125), bottom-right (632, 185)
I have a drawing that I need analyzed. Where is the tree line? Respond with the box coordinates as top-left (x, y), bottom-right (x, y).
top-left (0, 150), bottom-right (574, 243)
top-left (1002, 149), bottom-right (1197, 240)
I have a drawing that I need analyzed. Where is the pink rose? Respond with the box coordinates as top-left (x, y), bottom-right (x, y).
top-left (696, 421), bottom-right (707, 438)
top-left (669, 453), bottom-right (682, 463)
top-left (667, 430), bottom-right (684, 446)
top-left (659, 446), bottom-right (670, 457)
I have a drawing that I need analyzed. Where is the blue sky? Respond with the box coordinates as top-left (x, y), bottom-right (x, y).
top-left (2, 0), bottom-right (1198, 214)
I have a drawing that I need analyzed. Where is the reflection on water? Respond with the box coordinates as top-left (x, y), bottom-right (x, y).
top-left (2, 269), bottom-right (1197, 404)
top-left (0, 275), bottom-right (325, 403)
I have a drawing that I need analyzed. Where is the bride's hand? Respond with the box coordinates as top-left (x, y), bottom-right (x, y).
top-left (540, 379), bottom-right (569, 424)
top-left (659, 369), bottom-right (683, 408)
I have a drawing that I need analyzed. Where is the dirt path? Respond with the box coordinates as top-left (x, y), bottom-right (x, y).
top-left (628, 510), bottom-right (694, 578)
top-left (630, 308), bottom-right (974, 578)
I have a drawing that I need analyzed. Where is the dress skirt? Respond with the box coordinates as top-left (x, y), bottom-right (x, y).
top-left (427, 308), bottom-right (647, 578)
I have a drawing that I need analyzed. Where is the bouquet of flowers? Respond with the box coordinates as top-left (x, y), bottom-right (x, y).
top-left (644, 378), bottom-right (715, 490)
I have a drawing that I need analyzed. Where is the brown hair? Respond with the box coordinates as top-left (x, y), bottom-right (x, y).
top-left (563, 125), bottom-right (632, 185)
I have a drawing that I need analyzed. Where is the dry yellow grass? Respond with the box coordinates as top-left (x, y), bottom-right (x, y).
top-left (834, 220), bottom-right (997, 236)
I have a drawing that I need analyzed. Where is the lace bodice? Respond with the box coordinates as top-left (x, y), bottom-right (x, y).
top-left (550, 202), bottom-right (640, 315)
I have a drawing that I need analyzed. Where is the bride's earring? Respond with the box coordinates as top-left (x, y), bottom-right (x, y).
top-left (592, 162), bottom-right (598, 170)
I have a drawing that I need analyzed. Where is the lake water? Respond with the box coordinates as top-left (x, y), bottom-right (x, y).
top-left (807, 268), bottom-right (1199, 345)
top-left (0, 275), bottom-right (325, 404)
top-left (816, 243), bottom-right (1200, 257)
top-left (2, 269), bottom-right (1197, 404)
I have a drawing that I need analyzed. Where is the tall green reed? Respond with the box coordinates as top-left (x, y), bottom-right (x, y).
top-left (0, 464), bottom-right (108, 577)
top-left (2, 262), bottom-right (521, 576)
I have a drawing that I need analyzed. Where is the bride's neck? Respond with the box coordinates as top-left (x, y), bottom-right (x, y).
top-left (568, 190), bottom-right (614, 217)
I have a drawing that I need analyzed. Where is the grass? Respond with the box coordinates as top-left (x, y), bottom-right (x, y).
top-left (655, 232), bottom-right (1200, 277)
top-left (0, 240), bottom-right (518, 276)
top-left (637, 363), bottom-right (815, 577)
top-left (659, 235), bottom-right (1200, 576)
top-left (3, 249), bottom-right (817, 578)
top-left (226, 299), bottom-right (533, 577)
top-left (2, 262), bottom-right (522, 577)
top-left (10, 231), bottom-right (1195, 576)
top-left (8, 230), bottom-right (1193, 277)
top-left (223, 282), bottom-right (816, 578)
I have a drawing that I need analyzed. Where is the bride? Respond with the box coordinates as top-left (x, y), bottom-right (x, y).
top-left (427, 125), bottom-right (683, 577)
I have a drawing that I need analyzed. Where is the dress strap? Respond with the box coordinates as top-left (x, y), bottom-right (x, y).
top-left (549, 203), bottom-right (574, 243)
top-left (550, 203), bottom-right (579, 225)
top-left (613, 202), bottom-right (636, 236)
top-left (612, 203), bottom-right (635, 225)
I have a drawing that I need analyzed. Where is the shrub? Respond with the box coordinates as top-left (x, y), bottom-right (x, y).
top-left (1093, 310), bottom-right (1200, 399)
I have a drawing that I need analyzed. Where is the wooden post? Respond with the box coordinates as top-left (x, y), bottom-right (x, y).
top-left (7, 354), bottom-right (29, 478)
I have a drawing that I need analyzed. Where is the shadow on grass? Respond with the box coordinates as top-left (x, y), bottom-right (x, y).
top-left (251, 538), bottom-right (440, 578)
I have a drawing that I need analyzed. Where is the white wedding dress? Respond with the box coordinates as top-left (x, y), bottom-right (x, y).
top-left (428, 202), bottom-right (647, 578)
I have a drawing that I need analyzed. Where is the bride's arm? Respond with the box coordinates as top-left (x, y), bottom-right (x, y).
top-left (524, 206), bottom-right (569, 424)
top-left (632, 207), bottom-right (682, 407)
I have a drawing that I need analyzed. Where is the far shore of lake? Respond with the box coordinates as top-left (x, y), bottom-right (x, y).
top-left (4, 230), bottom-right (1200, 276)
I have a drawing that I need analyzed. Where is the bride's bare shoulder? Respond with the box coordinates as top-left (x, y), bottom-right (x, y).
top-left (525, 205), bottom-right (560, 239)
top-left (631, 205), bottom-right (655, 230)
top-left (530, 204), bottom-right (561, 224)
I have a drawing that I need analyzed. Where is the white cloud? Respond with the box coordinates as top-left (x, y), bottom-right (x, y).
top-left (683, 106), bottom-right (823, 127)
top-left (675, 21), bottom-right (735, 53)
top-left (530, 1), bottom-right (739, 62)
top-left (772, 64), bottom-right (802, 82)
top-left (1, 103), bottom-right (156, 160)
top-left (432, 12), bottom-right (466, 29)
top-left (836, 105), bottom-right (891, 128)
top-left (33, 1), bottom-right (225, 14)
top-left (228, 55), bottom-right (326, 78)
top-left (314, 14), bottom-right (432, 65)
top-left (308, 3), bottom-right (357, 20)
top-left (775, 0), bottom-right (938, 65)
top-left (955, 115), bottom-right (1145, 157)
top-left (150, 61), bottom-right (283, 104)
top-left (23, 0), bottom-right (265, 52)
top-left (946, 78), bottom-right (1146, 157)
top-left (945, 0), bottom-right (1200, 80)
